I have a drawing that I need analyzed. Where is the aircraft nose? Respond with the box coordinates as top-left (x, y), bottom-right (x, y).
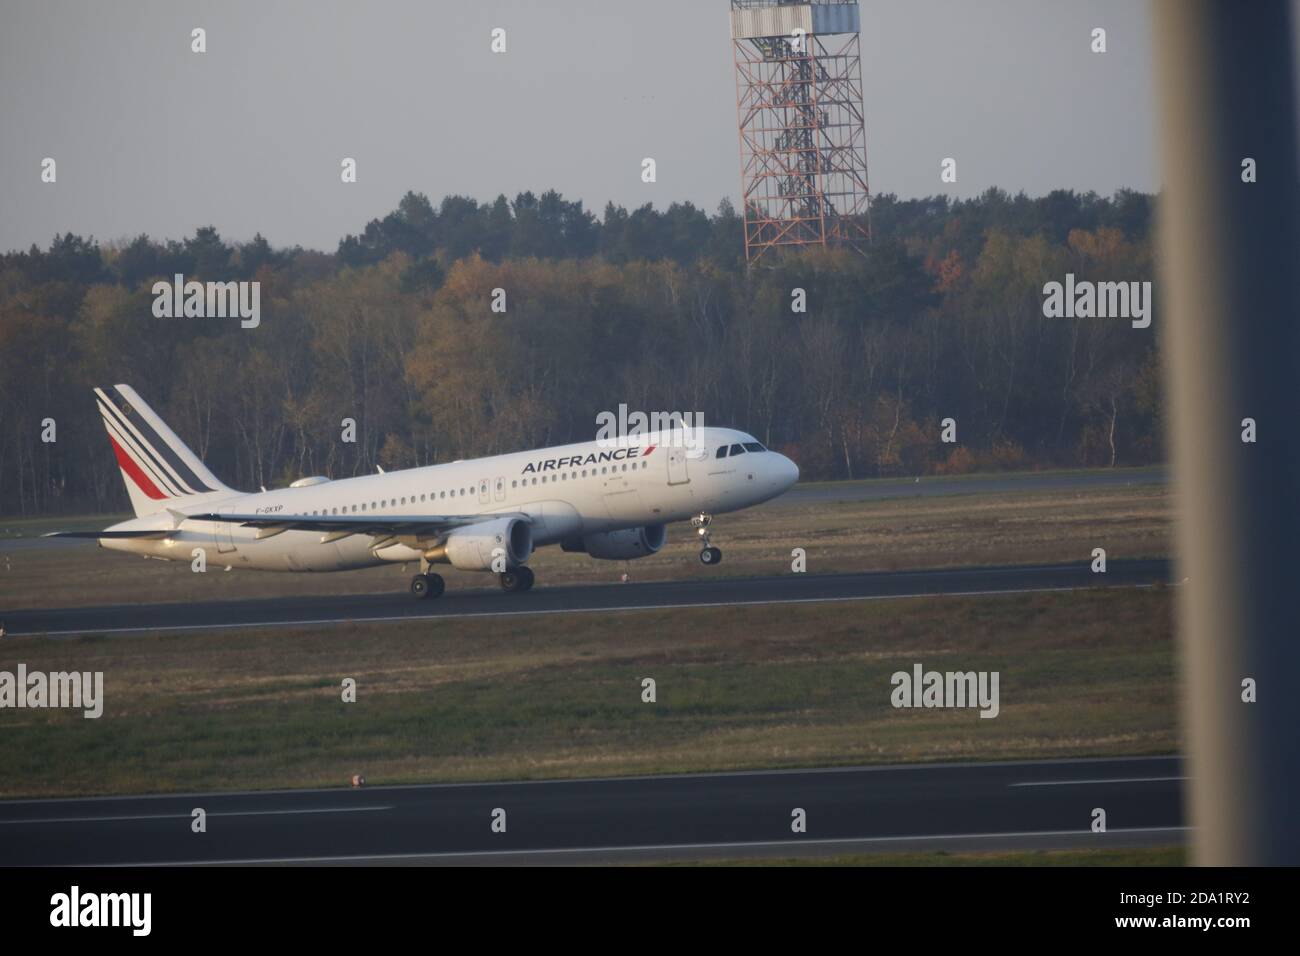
top-left (778, 453), bottom-right (799, 488)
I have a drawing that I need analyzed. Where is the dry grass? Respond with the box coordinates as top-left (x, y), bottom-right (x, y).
top-left (0, 587), bottom-right (1175, 798)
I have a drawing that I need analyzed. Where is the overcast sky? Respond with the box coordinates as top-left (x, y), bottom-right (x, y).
top-left (0, 0), bottom-right (1185, 253)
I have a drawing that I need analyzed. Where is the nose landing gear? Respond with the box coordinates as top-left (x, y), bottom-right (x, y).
top-left (693, 513), bottom-right (722, 565)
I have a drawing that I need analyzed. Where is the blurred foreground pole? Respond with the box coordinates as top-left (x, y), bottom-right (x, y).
top-left (1153, 0), bottom-right (1300, 864)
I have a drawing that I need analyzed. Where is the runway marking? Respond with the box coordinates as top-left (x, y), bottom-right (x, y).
top-left (113, 826), bottom-right (1191, 867)
top-left (20, 581), bottom-right (1159, 638)
top-left (0, 805), bottom-right (392, 825)
top-left (1010, 776), bottom-right (1186, 788)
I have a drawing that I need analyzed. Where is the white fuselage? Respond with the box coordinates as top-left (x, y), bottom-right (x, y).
top-left (99, 428), bottom-right (798, 571)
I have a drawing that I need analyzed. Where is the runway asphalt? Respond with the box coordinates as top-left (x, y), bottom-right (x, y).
top-left (785, 466), bottom-right (1166, 502)
top-left (2, 558), bottom-right (1171, 637)
top-left (0, 756), bottom-right (1184, 866)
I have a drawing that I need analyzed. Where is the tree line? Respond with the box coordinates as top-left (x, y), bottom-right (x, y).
top-left (0, 187), bottom-right (1160, 516)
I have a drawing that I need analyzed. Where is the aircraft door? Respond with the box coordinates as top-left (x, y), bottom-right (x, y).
top-left (494, 476), bottom-right (506, 502)
top-left (667, 446), bottom-right (690, 485)
top-left (478, 478), bottom-right (490, 505)
top-left (214, 508), bottom-right (237, 553)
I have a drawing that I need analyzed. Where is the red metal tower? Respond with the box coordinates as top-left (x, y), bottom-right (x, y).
top-left (730, 0), bottom-right (871, 262)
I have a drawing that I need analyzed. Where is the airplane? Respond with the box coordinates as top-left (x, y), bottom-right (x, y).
top-left (48, 385), bottom-right (800, 599)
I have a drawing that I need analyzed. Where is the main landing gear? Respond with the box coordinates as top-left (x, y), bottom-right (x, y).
top-left (409, 566), bottom-right (536, 599)
top-left (410, 572), bottom-right (445, 600)
top-left (498, 566), bottom-right (535, 593)
top-left (692, 513), bottom-right (722, 565)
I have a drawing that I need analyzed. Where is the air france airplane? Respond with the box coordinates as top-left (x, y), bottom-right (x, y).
top-left (49, 386), bottom-right (799, 599)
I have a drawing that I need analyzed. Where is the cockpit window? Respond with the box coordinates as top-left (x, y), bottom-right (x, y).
top-left (729, 444), bottom-right (746, 456)
top-left (716, 445), bottom-right (728, 458)
top-left (743, 442), bottom-right (765, 452)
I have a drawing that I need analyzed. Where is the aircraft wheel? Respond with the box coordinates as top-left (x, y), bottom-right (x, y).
top-left (500, 567), bottom-right (534, 593)
top-left (699, 547), bottom-right (722, 565)
top-left (412, 573), bottom-right (445, 599)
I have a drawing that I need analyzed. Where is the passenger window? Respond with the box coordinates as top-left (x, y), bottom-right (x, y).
top-left (361, 503), bottom-right (367, 511)
top-left (744, 443), bottom-right (764, 452)
top-left (730, 444), bottom-right (746, 456)
top-left (717, 446), bottom-right (728, 458)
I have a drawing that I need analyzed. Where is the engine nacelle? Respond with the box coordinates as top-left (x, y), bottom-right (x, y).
top-left (428, 517), bottom-right (533, 571)
top-left (563, 525), bottom-right (666, 560)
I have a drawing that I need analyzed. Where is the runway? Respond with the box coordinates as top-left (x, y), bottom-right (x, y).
top-left (3, 558), bottom-right (1171, 637)
top-left (785, 466), bottom-right (1166, 502)
top-left (0, 756), bottom-right (1184, 865)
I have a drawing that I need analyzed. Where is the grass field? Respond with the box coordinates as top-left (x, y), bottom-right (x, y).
top-left (0, 586), bottom-right (1175, 799)
top-left (0, 473), bottom-right (1170, 610)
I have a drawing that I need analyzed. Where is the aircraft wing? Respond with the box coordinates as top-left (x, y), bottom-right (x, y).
top-left (43, 529), bottom-right (177, 539)
top-left (185, 511), bottom-right (527, 540)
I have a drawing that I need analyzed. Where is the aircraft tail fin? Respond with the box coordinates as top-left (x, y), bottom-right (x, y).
top-left (94, 384), bottom-right (234, 518)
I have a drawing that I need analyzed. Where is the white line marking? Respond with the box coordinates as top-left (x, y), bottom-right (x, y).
top-left (0, 806), bottom-right (392, 825)
top-left (22, 582), bottom-right (1159, 638)
top-left (108, 826), bottom-right (1191, 867)
top-left (1010, 777), bottom-right (1186, 788)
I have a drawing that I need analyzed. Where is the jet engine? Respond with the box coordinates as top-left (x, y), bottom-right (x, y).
top-left (426, 516), bottom-right (533, 571)
top-left (562, 525), bottom-right (666, 560)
